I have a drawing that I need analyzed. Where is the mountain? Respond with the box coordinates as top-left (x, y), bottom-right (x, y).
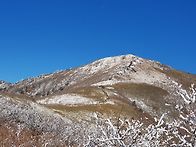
top-left (0, 54), bottom-right (195, 146)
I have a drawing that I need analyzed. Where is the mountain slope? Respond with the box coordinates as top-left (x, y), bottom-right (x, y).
top-left (0, 54), bottom-right (195, 146)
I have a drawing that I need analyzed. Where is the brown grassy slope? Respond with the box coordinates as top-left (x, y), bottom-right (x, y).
top-left (113, 83), bottom-right (169, 103)
top-left (156, 67), bottom-right (196, 88)
top-left (44, 103), bottom-right (154, 124)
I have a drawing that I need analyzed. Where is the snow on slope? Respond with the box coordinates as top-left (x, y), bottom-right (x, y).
top-left (37, 94), bottom-right (98, 105)
top-left (87, 54), bottom-right (171, 86)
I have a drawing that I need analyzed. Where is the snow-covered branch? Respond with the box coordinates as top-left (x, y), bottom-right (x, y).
top-left (172, 81), bottom-right (196, 104)
top-left (86, 112), bottom-right (196, 147)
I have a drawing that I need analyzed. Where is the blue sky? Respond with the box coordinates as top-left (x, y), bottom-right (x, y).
top-left (0, 0), bottom-right (196, 82)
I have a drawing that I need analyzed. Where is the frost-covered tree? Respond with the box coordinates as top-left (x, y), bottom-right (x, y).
top-left (85, 83), bottom-right (196, 147)
top-left (172, 81), bottom-right (196, 104)
top-left (86, 113), bottom-right (195, 147)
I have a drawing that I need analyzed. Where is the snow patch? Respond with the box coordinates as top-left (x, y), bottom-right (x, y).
top-left (37, 94), bottom-right (98, 105)
top-left (92, 80), bottom-right (120, 86)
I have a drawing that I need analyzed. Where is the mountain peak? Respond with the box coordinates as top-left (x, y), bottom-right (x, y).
top-left (3, 54), bottom-right (190, 97)
top-left (80, 54), bottom-right (144, 75)
top-left (94, 54), bottom-right (139, 62)
top-left (89, 54), bottom-right (142, 66)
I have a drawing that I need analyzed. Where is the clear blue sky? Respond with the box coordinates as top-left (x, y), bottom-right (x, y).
top-left (0, 0), bottom-right (196, 82)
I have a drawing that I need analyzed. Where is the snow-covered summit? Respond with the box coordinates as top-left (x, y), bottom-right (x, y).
top-left (80, 54), bottom-right (142, 74)
top-left (90, 54), bottom-right (141, 65)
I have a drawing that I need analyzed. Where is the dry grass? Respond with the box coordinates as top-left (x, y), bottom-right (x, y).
top-left (71, 87), bottom-right (106, 100)
top-left (113, 83), bottom-right (168, 104)
top-left (156, 68), bottom-right (196, 89)
top-left (44, 103), bottom-right (153, 122)
top-left (111, 83), bottom-right (172, 117)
